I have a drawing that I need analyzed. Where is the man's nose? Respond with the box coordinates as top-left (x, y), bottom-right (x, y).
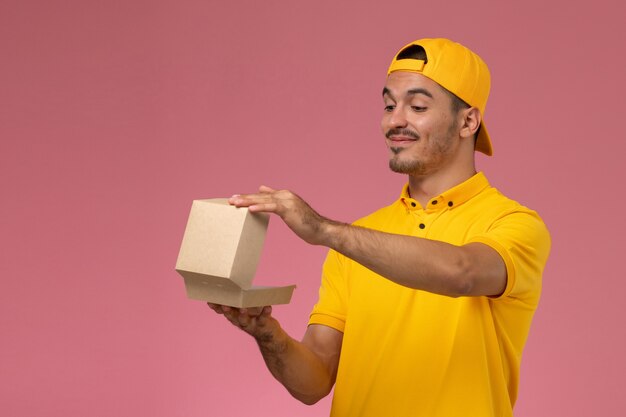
top-left (388, 108), bottom-right (408, 128)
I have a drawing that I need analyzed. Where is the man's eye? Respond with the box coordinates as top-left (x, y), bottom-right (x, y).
top-left (411, 106), bottom-right (426, 112)
top-left (384, 105), bottom-right (395, 112)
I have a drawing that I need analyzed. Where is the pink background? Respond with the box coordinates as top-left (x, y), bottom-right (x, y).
top-left (1, 0), bottom-right (624, 415)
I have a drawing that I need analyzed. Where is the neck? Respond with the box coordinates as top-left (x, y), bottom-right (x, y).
top-left (408, 161), bottom-right (476, 207)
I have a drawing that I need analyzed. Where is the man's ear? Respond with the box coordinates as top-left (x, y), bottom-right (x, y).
top-left (459, 107), bottom-right (481, 139)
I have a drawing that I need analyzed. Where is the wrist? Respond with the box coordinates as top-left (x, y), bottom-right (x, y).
top-left (254, 318), bottom-right (290, 357)
top-left (253, 316), bottom-right (283, 344)
top-left (319, 219), bottom-right (346, 250)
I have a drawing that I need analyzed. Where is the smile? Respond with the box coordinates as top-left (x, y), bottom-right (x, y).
top-left (387, 137), bottom-right (417, 148)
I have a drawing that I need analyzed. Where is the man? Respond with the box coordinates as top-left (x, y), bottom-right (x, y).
top-left (209, 38), bottom-right (551, 416)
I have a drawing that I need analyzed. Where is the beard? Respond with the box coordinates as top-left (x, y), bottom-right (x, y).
top-left (387, 122), bottom-right (457, 175)
top-left (389, 148), bottom-right (424, 174)
top-left (386, 128), bottom-right (424, 174)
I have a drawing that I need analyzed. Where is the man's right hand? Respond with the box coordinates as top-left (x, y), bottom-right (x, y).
top-left (207, 303), bottom-right (275, 338)
top-left (207, 302), bottom-right (343, 405)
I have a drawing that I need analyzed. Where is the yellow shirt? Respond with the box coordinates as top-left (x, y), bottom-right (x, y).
top-left (309, 172), bottom-right (551, 417)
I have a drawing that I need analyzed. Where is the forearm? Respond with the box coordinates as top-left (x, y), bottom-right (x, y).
top-left (255, 318), bottom-right (335, 405)
top-left (321, 220), bottom-right (486, 297)
top-left (228, 188), bottom-right (504, 297)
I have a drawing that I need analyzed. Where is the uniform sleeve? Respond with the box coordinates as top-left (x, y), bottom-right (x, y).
top-left (469, 209), bottom-right (551, 303)
top-left (308, 249), bottom-right (349, 333)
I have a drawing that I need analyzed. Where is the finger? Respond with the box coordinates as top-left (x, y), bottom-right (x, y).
top-left (225, 315), bottom-right (243, 328)
top-left (254, 307), bottom-right (272, 326)
top-left (238, 311), bottom-right (251, 327)
top-left (229, 193), bottom-right (275, 208)
top-left (229, 193), bottom-right (263, 205)
top-left (207, 302), bottom-right (223, 313)
top-left (227, 194), bottom-right (241, 205)
top-left (259, 185), bottom-right (276, 193)
top-left (223, 310), bottom-right (244, 327)
top-left (228, 194), bottom-right (243, 205)
top-left (247, 202), bottom-right (279, 213)
top-left (245, 307), bottom-right (264, 317)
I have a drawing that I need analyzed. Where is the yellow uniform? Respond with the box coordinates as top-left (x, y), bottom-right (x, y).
top-left (309, 172), bottom-right (551, 417)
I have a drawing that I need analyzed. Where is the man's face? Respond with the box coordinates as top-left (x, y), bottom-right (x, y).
top-left (381, 72), bottom-right (462, 176)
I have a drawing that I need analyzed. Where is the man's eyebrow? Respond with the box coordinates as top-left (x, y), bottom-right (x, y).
top-left (382, 87), bottom-right (433, 99)
top-left (406, 88), bottom-right (433, 98)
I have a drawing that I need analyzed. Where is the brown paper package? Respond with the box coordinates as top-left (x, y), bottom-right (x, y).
top-left (175, 198), bottom-right (295, 307)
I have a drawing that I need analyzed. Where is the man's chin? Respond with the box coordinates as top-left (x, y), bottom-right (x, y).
top-left (389, 157), bottom-right (419, 174)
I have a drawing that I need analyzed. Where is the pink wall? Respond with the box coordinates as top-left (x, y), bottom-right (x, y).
top-left (1, 0), bottom-right (624, 415)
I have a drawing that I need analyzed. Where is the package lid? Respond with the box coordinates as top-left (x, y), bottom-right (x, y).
top-left (175, 199), bottom-right (268, 290)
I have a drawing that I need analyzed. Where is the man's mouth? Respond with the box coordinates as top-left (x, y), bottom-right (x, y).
top-left (388, 137), bottom-right (416, 156)
top-left (385, 129), bottom-right (419, 143)
top-left (389, 137), bottom-right (416, 144)
top-left (386, 129), bottom-right (419, 154)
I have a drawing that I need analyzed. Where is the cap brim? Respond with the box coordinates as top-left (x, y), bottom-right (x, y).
top-left (475, 121), bottom-right (493, 156)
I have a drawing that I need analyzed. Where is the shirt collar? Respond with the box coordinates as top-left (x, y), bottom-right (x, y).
top-left (399, 172), bottom-right (491, 211)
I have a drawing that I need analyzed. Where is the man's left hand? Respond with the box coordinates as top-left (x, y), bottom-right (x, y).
top-left (229, 186), bottom-right (332, 246)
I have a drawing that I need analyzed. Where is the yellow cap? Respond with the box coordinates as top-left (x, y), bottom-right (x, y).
top-left (387, 38), bottom-right (493, 156)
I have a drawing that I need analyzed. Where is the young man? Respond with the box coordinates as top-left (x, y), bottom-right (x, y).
top-left (210, 38), bottom-right (551, 417)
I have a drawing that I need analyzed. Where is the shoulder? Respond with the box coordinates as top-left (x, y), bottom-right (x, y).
top-left (471, 185), bottom-right (548, 229)
top-left (469, 187), bottom-right (551, 278)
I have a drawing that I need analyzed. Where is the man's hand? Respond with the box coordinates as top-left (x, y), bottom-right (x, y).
top-left (208, 302), bottom-right (343, 405)
top-left (207, 303), bottom-right (275, 338)
top-left (229, 186), bottom-right (335, 246)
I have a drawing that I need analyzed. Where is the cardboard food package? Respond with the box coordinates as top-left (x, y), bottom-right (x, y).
top-left (175, 198), bottom-right (295, 307)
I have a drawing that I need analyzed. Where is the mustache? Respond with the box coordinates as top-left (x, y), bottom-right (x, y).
top-left (385, 128), bottom-right (420, 140)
